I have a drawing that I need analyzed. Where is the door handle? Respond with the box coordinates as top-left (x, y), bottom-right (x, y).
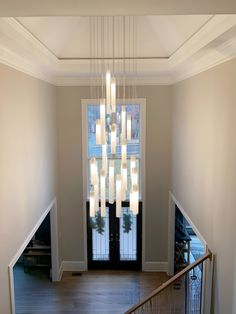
top-left (109, 234), bottom-right (119, 242)
top-left (115, 233), bottom-right (119, 242)
top-left (110, 233), bottom-right (114, 242)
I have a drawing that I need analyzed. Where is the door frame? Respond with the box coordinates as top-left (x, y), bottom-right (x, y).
top-left (82, 98), bottom-right (146, 271)
top-left (87, 201), bottom-right (142, 270)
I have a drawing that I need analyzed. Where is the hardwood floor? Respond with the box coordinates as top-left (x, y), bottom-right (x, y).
top-left (14, 264), bottom-right (169, 314)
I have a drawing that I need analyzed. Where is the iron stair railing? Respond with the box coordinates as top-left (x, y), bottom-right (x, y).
top-left (125, 250), bottom-right (213, 314)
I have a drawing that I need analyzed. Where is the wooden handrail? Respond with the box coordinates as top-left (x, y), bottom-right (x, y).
top-left (124, 250), bottom-right (212, 314)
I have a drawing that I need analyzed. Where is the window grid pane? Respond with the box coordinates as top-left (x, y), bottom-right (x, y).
top-left (87, 104), bottom-right (140, 158)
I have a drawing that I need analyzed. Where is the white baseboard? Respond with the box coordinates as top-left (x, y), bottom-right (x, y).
top-left (143, 261), bottom-right (168, 272)
top-left (61, 260), bottom-right (87, 272)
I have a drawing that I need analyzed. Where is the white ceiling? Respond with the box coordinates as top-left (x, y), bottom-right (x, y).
top-left (17, 16), bottom-right (211, 59)
top-left (0, 0), bottom-right (236, 16)
top-left (0, 15), bottom-right (236, 85)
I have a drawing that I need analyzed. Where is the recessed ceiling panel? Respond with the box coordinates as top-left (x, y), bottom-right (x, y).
top-left (17, 15), bottom-right (212, 59)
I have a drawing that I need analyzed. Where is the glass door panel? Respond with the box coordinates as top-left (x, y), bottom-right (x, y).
top-left (120, 207), bottom-right (137, 261)
top-left (87, 202), bottom-right (142, 270)
top-left (91, 208), bottom-right (110, 261)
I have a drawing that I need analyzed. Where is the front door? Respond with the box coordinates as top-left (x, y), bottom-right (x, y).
top-left (87, 201), bottom-right (142, 270)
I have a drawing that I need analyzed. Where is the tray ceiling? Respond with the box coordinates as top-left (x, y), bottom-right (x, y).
top-left (0, 15), bottom-right (236, 85)
top-left (17, 16), bottom-right (211, 59)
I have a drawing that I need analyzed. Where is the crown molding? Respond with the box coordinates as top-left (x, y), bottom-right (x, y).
top-left (0, 43), bottom-right (54, 84)
top-left (172, 54), bottom-right (236, 84)
top-left (4, 18), bottom-right (58, 63)
top-left (169, 15), bottom-right (236, 67)
top-left (172, 36), bottom-right (236, 83)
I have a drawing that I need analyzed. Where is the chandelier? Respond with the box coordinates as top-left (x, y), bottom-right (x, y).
top-left (89, 16), bottom-right (139, 218)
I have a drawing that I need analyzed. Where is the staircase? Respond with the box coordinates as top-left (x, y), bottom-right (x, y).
top-left (125, 250), bottom-right (213, 314)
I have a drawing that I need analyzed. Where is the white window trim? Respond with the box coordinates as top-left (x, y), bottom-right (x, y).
top-left (81, 98), bottom-right (146, 270)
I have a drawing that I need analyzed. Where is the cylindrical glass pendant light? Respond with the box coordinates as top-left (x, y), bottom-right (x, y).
top-left (121, 139), bottom-right (127, 166)
top-left (96, 119), bottom-right (102, 145)
top-left (111, 123), bottom-right (117, 154)
top-left (131, 166), bottom-right (138, 186)
top-left (121, 106), bottom-right (126, 141)
top-left (90, 157), bottom-right (98, 185)
top-left (127, 113), bottom-right (132, 140)
top-left (116, 174), bottom-right (122, 217)
top-left (100, 99), bottom-right (106, 144)
top-left (109, 160), bottom-right (114, 204)
top-left (111, 78), bottom-right (116, 113)
top-left (89, 189), bottom-right (95, 217)
top-left (130, 184), bottom-right (139, 215)
top-left (102, 144), bottom-right (107, 175)
top-left (106, 71), bottom-right (111, 114)
top-left (130, 188), bottom-right (134, 214)
top-left (100, 170), bottom-right (106, 217)
top-left (130, 156), bottom-right (136, 172)
top-left (94, 182), bottom-right (99, 213)
top-left (121, 163), bottom-right (127, 201)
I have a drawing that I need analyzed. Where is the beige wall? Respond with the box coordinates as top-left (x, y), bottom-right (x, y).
top-left (56, 85), bottom-right (171, 265)
top-left (171, 58), bottom-right (236, 314)
top-left (0, 64), bottom-right (58, 314)
top-left (56, 87), bottom-right (87, 261)
top-left (138, 86), bottom-right (171, 262)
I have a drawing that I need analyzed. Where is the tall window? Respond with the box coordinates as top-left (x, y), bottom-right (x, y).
top-left (87, 103), bottom-right (142, 199)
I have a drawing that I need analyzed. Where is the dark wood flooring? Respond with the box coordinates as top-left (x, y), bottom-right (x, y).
top-left (14, 264), bottom-right (169, 314)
